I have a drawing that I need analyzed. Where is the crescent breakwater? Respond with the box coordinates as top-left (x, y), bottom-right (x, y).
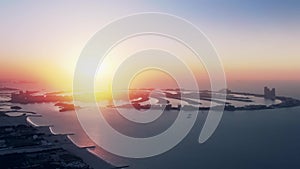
top-left (8, 89), bottom-right (300, 112)
top-left (227, 91), bottom-right (300, 111)
top-left (108, 89), bottom-right (300, 111)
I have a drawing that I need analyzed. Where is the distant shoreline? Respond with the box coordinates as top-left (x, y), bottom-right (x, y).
top-left (6, 88), bottom-right (300, 112)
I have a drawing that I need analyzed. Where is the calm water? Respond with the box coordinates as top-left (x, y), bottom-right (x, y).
top-left (18, 103), bottom-right (300, 169)
top-left (3, 82), bottom-right (300, 169)
top-left (128, 107), bottom-right (300, 169)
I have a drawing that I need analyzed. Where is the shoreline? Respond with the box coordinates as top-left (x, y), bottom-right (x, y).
top-left (2, 88), bottom-right (300, 168)
top-left (9, 89), bottom-right (300, 112)
top-left (26, 114), bottom-right (115, 169)
top-left (0, 101), bottom-right (115, 169)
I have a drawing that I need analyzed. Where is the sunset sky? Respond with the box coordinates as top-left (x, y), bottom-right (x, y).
top-left (1, 0), bottom-right (299, 90)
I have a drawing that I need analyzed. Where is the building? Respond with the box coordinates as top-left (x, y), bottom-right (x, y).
top-left (264, 87), bottom-right (276, 100)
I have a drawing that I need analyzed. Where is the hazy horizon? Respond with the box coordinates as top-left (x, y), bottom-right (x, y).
top-left (1, 0), bottom-right (299, 90)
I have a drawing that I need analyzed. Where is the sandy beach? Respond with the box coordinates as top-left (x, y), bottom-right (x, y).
top-left (0, 99), bottom-right (114, 169)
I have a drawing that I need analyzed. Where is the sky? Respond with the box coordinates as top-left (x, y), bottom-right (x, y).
top-left (0, 0), bottom-right (299, 90)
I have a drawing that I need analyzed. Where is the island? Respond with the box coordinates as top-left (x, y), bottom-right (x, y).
top-left (1, 86), bottom-right (300, 168)
top-left (8, 87), bottom-right (300, 112)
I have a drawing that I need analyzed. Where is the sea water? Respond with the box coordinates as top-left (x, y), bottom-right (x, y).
top-left (19, 101), bottom-right (300, 169)
top-left (6, 81), bottom-right (300, 169)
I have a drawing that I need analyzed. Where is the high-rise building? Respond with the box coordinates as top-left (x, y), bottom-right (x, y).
top-left (264, 86), bottom-right (276, 100)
